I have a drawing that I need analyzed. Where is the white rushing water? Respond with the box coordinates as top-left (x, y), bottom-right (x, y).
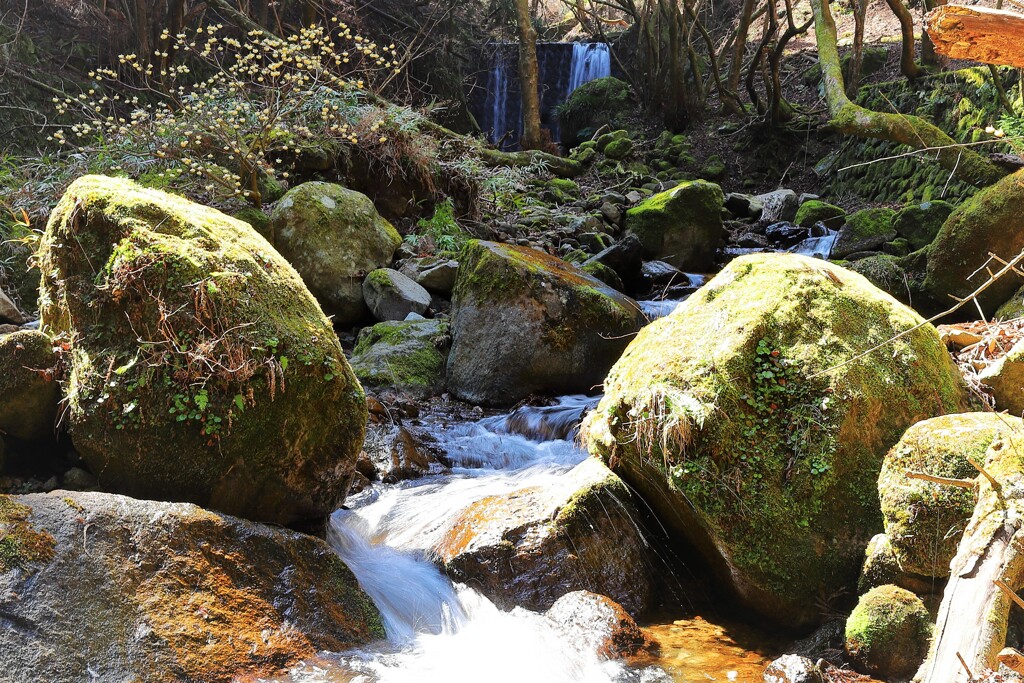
top-left (788, 230), bottom-right (837, 259)
top-left (568, 42), bottom-right (611, 93)
top-left (280, 396), bottom-right (667, 683)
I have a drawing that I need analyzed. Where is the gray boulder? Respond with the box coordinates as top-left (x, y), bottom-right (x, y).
top-left (546, 591), bottom-right (658, 660)
top-left (399, 257), bottom-right (459, 294)
top-left (763, 655), bottom-right (823, 683)
top-left (0, 287), bottom-right (25, 325)
top-left (349, 318), bottom-right (449, 398)
top-left (756, 189), bottom-right (800, 224)
top-left (363, 268), bottom-right (431, 321)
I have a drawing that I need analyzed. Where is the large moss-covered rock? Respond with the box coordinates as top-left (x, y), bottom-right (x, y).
top-left (268, 181), bottom-right (401, 323)
top-left (0, 330), bottom-right (59, 441)
top-left (979, 339), bottom-right (1024, 414)
top-left (846, 254), bottom-right (912, 303)
top-left (879, 413), bottom-right (1018, 578)
top-left (37, 175), bottom-right (367, 525)
top-left (349, 318), bottom-right (449, 397)
top-left (893, 200), bottom-right (955, 251)
top-left (794, 200), bottom-right (846, 230)
top-left (845, 585), bottom-right (932, 680)
top-left (447, 241), bottom-right (643, 406)
top-left (583, 253), bottom-right (971, 626)
top-left (0, 491), bottom-right (383, 683)
top-left (431, 457), bottom-right (655, 615)
top-left (625, 181), bottom-right (724, 272)
top-left (831, 208), bottom-right (897, 259)
top-left (558, 77), bottom-right (633, 147)
top-left (858, 533), bottom-right (935, 596)
top-left (925, 169), bottom-right (1024, 314)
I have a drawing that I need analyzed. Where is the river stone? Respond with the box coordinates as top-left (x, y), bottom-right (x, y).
top-left (755, 189), bottom-right (800, 224)
top-left (38, 175), bottom-right (367, 525)
top-left (625, 180), bottom-right (724, 272)
top-left (0, 330), bottom-right (59, 442)
top-left (361, 422), bottom-right (442, 483)
top-left (268, 181), bottom-right (401, 324)
top-left (431, 457), bottom-right (655, 615)
top-left (845, 585), bottom-right (932, 680)
top-left (880, 413), bottom-right (1019, 578)
top-left (979, 339), bottom-right (1024, 414)
top-left (583, 253), bottom-right (972, 627)
top-left (399, 257), bottom-right (459, 294)
top-left (546, 591), bottom-right (659, 660)
top-left (0, 286), bottom-right (24, 324)
top-left (0, 491), bottom-right (383, 683)
top-left (583, 233), bottom-right (644, 294)
top-left (362, 268), bottom-right (431, 322)
top-left (447, 241), bottom-right (643, 407)
top-left (762, 654), bottom-right (823, 683)
top-left (350, 318), bottom-right (449, 398)
top-left (831, 208), bottom-right (897, 260)
top-left (724, 193), bottom-right (764, 221)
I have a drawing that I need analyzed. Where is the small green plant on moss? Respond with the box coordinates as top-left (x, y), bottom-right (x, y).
top-left (405, 198), bottom-right (467, 254)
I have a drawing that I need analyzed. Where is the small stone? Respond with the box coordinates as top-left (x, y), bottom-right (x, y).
top-left (0, 287), bottom-right (25, 325)
top-left (362, 268), bottom-right (431, 322)
top-left (62, 467), bottom-right (98, 491)
top-left (763, 654), bottom-right (823, 683)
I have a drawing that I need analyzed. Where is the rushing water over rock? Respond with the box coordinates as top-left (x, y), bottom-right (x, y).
top-left (788, 230), bottom-right (838, 259)
top-left (476, 42), bottom-right (612, 149)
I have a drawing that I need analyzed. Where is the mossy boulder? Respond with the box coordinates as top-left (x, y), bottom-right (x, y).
top-left (832, 208), bottom-right (897, 260)
top-left (582, 253), bottom-right (972, 626)
top-left (846, 254), bottom-right (912, 303)
top-left (979, 339), bottom-right (1024, 414)
top-left (0, 330), bottom-right (59, 442)
top-left (858, 533), bottom-right (935, 595)
top-left (892, 201), bottom-right (955, 251)
top-left (37, 175), bottom-right (367, 525)
top-left (794, 200), bottom-right (846, 230)
top-left (431, 457), bottom-right (655, 615)
top-left (447, 240), bottom-right (643, 406)
top-left (268, 181), bottom-right (401, 324)
top-left (845, 585), bottom-right (932, 680)
top-left (362, 268), bottom-right (431, 322)
top-left (0, 491), bottom-right (383, 682)
top-left (604, 137), bottom-right (635, 160)
top-left (996, 283), bottom-right (1024, 320)
top-left (925, 170), bottom-right (1024, 314)
top-left (880, 413), bottom-right (1017, 578)
top-left (349, 319), bottom-right (449, 398)
top-left (558, 77), bottom-right (632, 147)
top-left (625, 180), bottom-right (725, 272)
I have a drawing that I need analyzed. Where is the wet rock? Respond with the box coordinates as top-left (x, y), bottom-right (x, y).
top-left (546, 590), bottom-right (659, 660)
top-left (432, 458), bottom-right (655, 615)
top-left (736, 232), bottom-right (772, 249)
top-left (0, 330), bottom-right (59, 442)
top-left (0, 287), bottom-right (25, 325)
top-left (0, 324), bottom-right (20, 336)
top-left (831, 208), bottom-right (897, 260)
top-left (583, 234), bottom-right (644, 293)
top-left (0, 491), bottom-right (383, 683)
top-left (268, 181), bottom-right (402, 324)
top-left (625, 180), bottom-right (725, 271)
top-left (38, 176), bottom-right (367, 525)
top-left (724, 193), bottom-right (764, 221)
top-left (399, 257), bottom-right (459, 294)
top-left (979, 339), bottom-right (1024, 414)
top-left (755, 189), bottom-right (800, 224)
top-left (763, 223), bottom-right (809, 249)
top-left (446, 241), bottom-right (643, 406)
top-left (892, 200), bottom-right (954, 251)
top-left (362, 268), bottom-right (431, 322)
top-left (640, 260), bottom-right (689, 290)
top-left (880, 413), bottom-right (1019, 577)
top-left (349, 319), bottom-right (449, 398)
top-left (583, 253), bottom-right (971, 627)
top-left (581, 261), bottom-right (625, 291)
top-left (362, 422), bottom-right (442, 483)
top-left (845, 585), bottom-right (932, 680)
top-left (763, 654), bottom-right (823, 683)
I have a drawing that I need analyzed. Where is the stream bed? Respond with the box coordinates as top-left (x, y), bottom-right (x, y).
top-left (268, 396), bottom-right (784, 683)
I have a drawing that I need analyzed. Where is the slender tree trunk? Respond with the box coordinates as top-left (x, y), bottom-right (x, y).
top-left (725, 0), bottom-right (757, 113)
top-left (847, 0), bottom-right (867, 96)
top-left (884, 0), bottom-right (923, 78)
top-left (922, 0), bottom-right (946, 65)
top-left (514, 0), bottom-right (543, 150)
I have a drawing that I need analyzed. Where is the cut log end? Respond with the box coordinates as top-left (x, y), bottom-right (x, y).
top-left (926, 6), bottom-right (1024, 68)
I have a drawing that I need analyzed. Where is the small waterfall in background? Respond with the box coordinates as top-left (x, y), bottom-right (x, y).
top-left (476, 42), bottom-right (612, 150)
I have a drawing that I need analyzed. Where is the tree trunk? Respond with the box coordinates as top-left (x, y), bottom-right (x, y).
top-left (513, 0), bottom-right (543, 150)
top-left (884, 0), bottom-right (922, 78)
top-left (809, 0), bottom-right (1004, 188)
top-left (922, 0), bottom-right (946, 66)
top-left (847, 0), bottom-right (867, 96)
top-left (724, 0), bottom-right (757, 113)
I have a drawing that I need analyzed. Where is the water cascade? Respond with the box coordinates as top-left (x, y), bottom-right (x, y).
top-left (476, 42), bottom-right (611, 150)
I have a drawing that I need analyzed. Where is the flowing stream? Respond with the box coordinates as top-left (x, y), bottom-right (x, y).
top-left (272, 396), bottom-right (781, 683)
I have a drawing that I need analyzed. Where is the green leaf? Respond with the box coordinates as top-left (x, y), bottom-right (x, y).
top-left (234, 394), bottom-right (245, 411)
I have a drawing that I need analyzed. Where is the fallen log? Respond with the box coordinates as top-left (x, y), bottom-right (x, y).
top-left (925, 6), bottom-right (1024, 68)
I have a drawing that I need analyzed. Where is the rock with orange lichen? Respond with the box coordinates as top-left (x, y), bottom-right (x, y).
top-left (430, 457), bottom-right (655, 615)
top-left (447, 240), bottom-right (643, 407)
top-left (0, 490), bottom-right (383, 683)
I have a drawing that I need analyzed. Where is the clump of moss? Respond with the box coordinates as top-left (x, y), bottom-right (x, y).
top-left (624, 180), bottom-right (724, 271)
top-left (892, 201), bottom-right (954, 251)
top-left (0, 495), bottom-right (55, 573)
top-left (583, 253), bottom-right (971, 626)
top-left (845, 585), bottom-right (932, 679)
top-left (349, 319), bottom-right (449, 397)
top-left (794, 200), bottom-right (846, 230)
top-left (557, 77), bottom-right (632, 146)
top-left (0, 330), bottom-right (60, 441)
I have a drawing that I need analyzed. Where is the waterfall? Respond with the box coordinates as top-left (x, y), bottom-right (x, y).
top-left (568, 43), bottom-right (611, 94)
top-left (475, 42), bottom-right (612, 150)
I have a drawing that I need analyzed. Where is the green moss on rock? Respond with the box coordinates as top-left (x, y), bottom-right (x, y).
top-left (832, 208), bottom-right (897, 259)
top-left (795, 200), bottom-right (846, 230)
top-left (0, 494), bottom-right (55, 573)
top-left (0, 330), bottom-right (59, 441)
top-left (892, 201), bottom-right (955, 251)
top-left (37, 175), bottom-right (367, 525)
top-left (845, 585), bottom-right (932, 679)
top-left (625, 180), bottom-right (724, 271)
top-left (880, 413), bottom-right (1016, 577)
top-left (583, 253), bottom-right (971, 627)
top-left (349, 319), bottom-right (448, 397)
